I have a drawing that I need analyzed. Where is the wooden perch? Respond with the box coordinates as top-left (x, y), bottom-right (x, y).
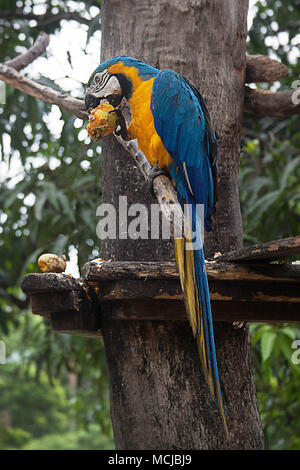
top-left (79, 259), bottom-right (300, 322)
top-left (21, 273), bottom-right (102, 338)
top-left (83, 259), bottom-right (300, 323)
top-left (0, 63), bottom-right (87, 119)
top-left (214, 235), bottom-right (300, 262)
top-left (244, 86), bottom-right (300, 117)
top-left (245, 55), bottom-right (289, 83)
top-left (82, 258), bottom-right (300, 283)
top-left (115, 102), bottom-right (183, 234)
top-left (21, 259), bottom-right (300, 327)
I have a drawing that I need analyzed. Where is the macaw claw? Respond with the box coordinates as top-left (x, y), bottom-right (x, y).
top-left (147, 163), bottom-right (170, 197)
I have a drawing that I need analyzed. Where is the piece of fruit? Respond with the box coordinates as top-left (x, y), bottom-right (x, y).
top-left (38, 254), bottom-right (67, 273)
top-left (87, 102), bottom-right (118, 139)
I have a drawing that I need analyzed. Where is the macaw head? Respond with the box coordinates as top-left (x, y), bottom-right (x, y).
top-left (85, 56), bottom-right (159, 112)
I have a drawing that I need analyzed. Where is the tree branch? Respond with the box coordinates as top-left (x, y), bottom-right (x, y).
top-left (245, 55), bottom-right (289, 83)
top-left (5, 31), bottom-right (50, 71)
top-left (1, 48), bottom-right (299, 231)
top-left (0, 62), bottom-right (87, 119)
top-left (0, 40), bottom-right (181, 233)
top-left (244, 85), bottom-right (300, 117)
top-left (0, 30), bottom-right (87, 119)
top-left (0, 9), bottom-right (91, 26)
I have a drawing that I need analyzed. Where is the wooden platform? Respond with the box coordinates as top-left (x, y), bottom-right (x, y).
top-left (21, 252), bottom-right (300, 338)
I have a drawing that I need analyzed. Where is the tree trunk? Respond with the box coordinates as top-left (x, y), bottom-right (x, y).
top-left (100, 0), bottom-right (264, 449)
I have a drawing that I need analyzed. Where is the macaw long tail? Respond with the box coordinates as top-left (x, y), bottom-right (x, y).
top-left (174, 196), bottom-right (228, 436)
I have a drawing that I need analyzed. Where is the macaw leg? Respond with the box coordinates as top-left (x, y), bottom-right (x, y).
top-left (110, 109), bottom-right (131, 141)
top-left (147, 163), bottom-right (170, 197)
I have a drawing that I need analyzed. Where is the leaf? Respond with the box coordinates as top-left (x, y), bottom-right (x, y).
top-left (17, 247), bottom-right (44, 283)
top-left (251, 324), bottom-right (272, 346)
top-left (34, 192), bottom-right (47, 222)
top-left (248, 190), bottom-right (281, 222)
top-left (3, 181), bottom-right (31, 209)
top-left (261, 331), bottom-right (277, 362)
top-left (0, 306), bottom-right (8, 335)
top-left (34, 77), bottom-right (65, 94)
top-left (277, 335), bottom-right (295, 365)
top-left (279, 156), bottom-right (300, 191)
top-left (57, 192), bottom-right (75, 223)
top-left (52, 234), bottom-right (68, 255)
top-left (280, 327), bottom-right (297, 340)
top-left (38, 182), bottom-right (60, 211)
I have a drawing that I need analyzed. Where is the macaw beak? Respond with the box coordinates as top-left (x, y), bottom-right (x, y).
top-left (85, 93), bottom-right (100, 112)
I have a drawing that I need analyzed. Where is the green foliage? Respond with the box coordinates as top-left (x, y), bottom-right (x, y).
top-left (0, 366), bottom-right (69, 438)
top-left (240, 117), bottom-right (300, 244)
top-left (0, 426), bottom-right (32, 449)
top-left (22, 425), bottom-right (114, 450)
top-left (0, 0), bottom-right (113, 451)
top-left (244, 0), bottom-right (300, 450)
top-left (250, 323), bottom-right (300, 449)
top-left (0, 313), bottom-right (113, 449)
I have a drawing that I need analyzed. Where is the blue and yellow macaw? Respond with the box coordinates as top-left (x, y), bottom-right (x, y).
top-left (85, 56), bottom-right (227, 435)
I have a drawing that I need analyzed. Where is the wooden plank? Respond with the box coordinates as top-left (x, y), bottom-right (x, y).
top-left (21, 272), bottom-right (85, 294)
top-left (51, 311), bottom-right (102, 338)
top-left (82, 260), bottom-right (179, 281)
top-left (213, 236), bottom-right (300, 262)
top-left (30, 291), bottom-right (75, 316)
top-left (21, 259), bottom-right (300, 332)
top-left (94, 278), bottom-right (300, 304)
top-left (21, 273), bottom-right (102, 338)
top-left (109, 299), bottom-right (300, 323)
top-left (83, 259), bottom-right (300, 283)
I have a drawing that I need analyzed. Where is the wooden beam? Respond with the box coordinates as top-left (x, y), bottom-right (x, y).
top-left (214, 235), bottom-right (300, 262)
top-left (21, 257), bottom-right (300, 336)
top-left (82, 259), bottom-right (300, 283)
top-left (109, 299), bottom-right (300, 323)
top-left (21, 273), bottom-right (102, 338)
top-left (93, 278), bottom-right (300, 304)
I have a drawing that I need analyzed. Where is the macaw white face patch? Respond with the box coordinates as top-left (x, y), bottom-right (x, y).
top-left (87, 71), bottom-right (122, 99)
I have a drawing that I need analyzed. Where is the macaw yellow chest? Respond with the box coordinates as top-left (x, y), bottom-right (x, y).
top-left (128, 78), bottom-right (173, 170)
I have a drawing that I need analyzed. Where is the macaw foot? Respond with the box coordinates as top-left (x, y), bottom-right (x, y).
top-left (148, 164), bottom-right (170, 197)
top-left (110, 108), bottom-right (131, 141)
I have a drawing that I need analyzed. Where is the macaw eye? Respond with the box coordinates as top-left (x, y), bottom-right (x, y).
top-left (95, 75), bottom-right (100, 82)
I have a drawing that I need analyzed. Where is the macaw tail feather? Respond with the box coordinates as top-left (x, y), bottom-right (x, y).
top-left (174, 196), bottom-right (228, 437)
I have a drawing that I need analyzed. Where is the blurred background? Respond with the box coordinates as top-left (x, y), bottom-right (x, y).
top-left (0, 0), bottom-right (299, 450)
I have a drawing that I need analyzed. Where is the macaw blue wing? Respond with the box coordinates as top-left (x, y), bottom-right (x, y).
top-left (150, 70), bottom-right (227, 435)
top-left (150, 69), bottom-right (218, 231)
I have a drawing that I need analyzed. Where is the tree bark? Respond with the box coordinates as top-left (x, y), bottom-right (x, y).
top-left (100, 0), bottom-right (264, 449)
